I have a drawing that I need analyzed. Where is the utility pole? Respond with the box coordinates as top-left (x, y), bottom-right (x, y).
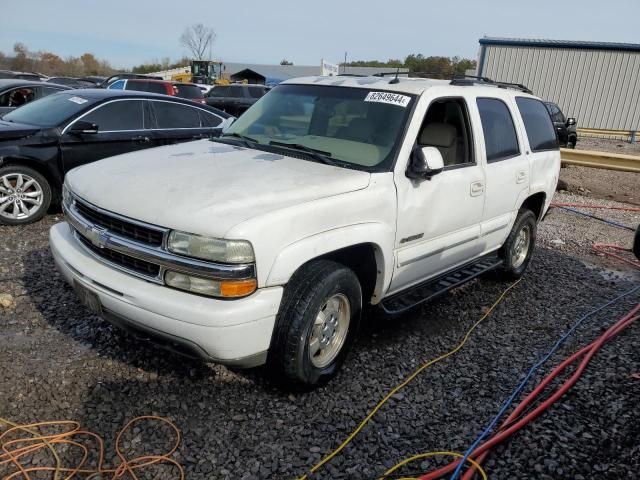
top-left (343, 52), bottom-right (347, 73)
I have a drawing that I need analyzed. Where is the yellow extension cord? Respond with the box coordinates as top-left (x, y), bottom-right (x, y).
top-left (297, 279), bottom-right (522, 480)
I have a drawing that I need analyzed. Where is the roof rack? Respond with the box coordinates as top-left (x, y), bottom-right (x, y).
top-left (450, 75), bottom-right (533, 94)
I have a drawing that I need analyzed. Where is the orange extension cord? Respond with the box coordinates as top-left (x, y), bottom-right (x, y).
top-left (0, 416), bottom-right (184, 480)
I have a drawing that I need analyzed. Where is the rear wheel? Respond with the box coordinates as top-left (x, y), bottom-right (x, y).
top-left (268, 260), bottom-right (361, 388)
top-left (494, 209), bottom-right (537, 280)
top-left (0, 165), bottom-right (52, 225)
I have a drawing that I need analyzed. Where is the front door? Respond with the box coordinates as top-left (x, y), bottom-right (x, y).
top-left (391, 96), bottom-right (486, 293)
top-left (60, 99), bottom-right (151, 172)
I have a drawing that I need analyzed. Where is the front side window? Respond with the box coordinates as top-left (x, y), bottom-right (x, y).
top-left (81, 100), bottom-right (144, 131)
top-left (199, 110), bottom-right (223, 128)
top-left (222, 84), bottom-right (415, 170)
top-left (476, 98), bottom-right (520, 162)
top-left (417, 98), bottom-right (474, 167)
top-left (152, 101), bottom-right (201, 128)
top-left (516, 97), bottom-right (559, 152)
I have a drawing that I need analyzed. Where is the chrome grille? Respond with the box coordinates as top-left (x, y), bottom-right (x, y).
top-left (77, 234), bottom-right (161, 278)
top-left (74, 200), bottom-right (164, 247)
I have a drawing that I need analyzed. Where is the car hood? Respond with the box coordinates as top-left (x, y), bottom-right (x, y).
top-left (0, 120), bottom-right (42, 141)
top-left (67, 139), bottom-right (371, 237)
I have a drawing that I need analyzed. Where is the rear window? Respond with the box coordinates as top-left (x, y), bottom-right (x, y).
top-left (516, 98), bottom-right (558, 152)
top-left (208, 86), bottom-right (229, 97)
top-left (126, 81), bottom-right (168, 95)
top-left (174, 84), bottom-right (204, 100)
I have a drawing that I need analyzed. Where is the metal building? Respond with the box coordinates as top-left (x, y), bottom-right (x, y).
top-left (477, 37), bottom-right (640, 131)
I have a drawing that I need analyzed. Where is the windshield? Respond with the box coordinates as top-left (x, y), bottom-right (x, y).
top-left (221, 84), bottom-right (415, 170)
top-left (3, 92), bottom-right (96, 127)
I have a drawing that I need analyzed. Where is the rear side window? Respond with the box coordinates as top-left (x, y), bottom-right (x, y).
top-left (516, 98), bottom-right (558, 151)
top-left (152, 101), bottom-right (201, 128)
top-left (476, 98), bottom-right (520, 162)
top-left (174, 84), bottom-right (204, 100)
top-left (81, 100), bottom-right (144, 131)
top-left (229, 86), bottom-right (244, 97)
top-left (248, 87), bottom-right (266, 99)
top-left (199, 110), bottom-right (223, 128)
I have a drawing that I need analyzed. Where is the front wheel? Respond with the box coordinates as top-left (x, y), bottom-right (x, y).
top-left (268, 260), bottom-right (362, 388)
top-left (494, 209), bottom-right (537, 280)
top-left (0, 165), bottom-right (52, 225)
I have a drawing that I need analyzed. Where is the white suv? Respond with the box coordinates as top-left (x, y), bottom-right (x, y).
top-left (50, 75), bottom-right (560, 387)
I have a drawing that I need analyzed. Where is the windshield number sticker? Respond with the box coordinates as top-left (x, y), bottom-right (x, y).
top-left (364, 92), bottom-right (411, 108)
top-left (68, 96), bottom-right (88, 105)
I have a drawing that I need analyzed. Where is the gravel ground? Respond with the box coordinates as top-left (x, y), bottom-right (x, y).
top-left (576, 136), bottom-right (640, 156)
top-left (558, 165), bottom-right (640, 206)
top-left (538, 191), bottom-right (640, 272)
top-left (1, 212), bottom-right (639, 480)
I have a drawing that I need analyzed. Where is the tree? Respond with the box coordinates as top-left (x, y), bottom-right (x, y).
top-left (180, 24), bottom-right (216, 60)
top-left (80, 53), bottom-right (100, 75)
top-left (280, 59), bottom-right (293, 65)
top-left (39, 52), bottom-right (65, 76)
top-left (11, 42), bottom-right (30, 71)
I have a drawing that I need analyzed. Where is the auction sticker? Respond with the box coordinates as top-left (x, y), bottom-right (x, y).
top-left (364, 91), bottom-right (411, 107)
top-left (68, 96), bottom-right (88, 104)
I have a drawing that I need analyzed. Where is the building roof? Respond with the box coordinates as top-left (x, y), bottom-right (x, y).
top-left (225, 62), bottom-right (408, 84)
top-left (480, 37), bottom-right (640, 53)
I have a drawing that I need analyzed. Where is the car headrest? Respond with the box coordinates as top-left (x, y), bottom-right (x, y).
top-left (419, 122), bottom-right (456, 147)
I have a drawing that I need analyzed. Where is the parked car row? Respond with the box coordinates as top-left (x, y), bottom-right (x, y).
top-left (107, 78), bottom-right (206, 104)
top-left (0, 89), bottom-right (232, 224)
top-left (205, 83), bottom-right (270, 116)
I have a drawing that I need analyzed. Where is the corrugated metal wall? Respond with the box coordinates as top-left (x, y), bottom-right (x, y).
top-left (479, 45), bottom-right (640, 131)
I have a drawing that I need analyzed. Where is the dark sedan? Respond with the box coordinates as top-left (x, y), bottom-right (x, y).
top-left (0, 89), bottom-right (232, 225)
top-left (0, 79), bottom-right (71, 114)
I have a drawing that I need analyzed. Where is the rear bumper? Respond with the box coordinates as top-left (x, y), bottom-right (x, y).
top-left (50, 222), bottom-right (283, 367)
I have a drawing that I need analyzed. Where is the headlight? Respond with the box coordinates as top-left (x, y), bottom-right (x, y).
top-left (167, 231), bottom-right (254, 264)
top-left (165, 271), bottom-right (257, 298)
top-left (62, 182), bottom-right (72, 207)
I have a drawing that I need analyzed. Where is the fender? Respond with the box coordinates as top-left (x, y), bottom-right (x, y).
top-left (265, 222), bottom-right (395, 303)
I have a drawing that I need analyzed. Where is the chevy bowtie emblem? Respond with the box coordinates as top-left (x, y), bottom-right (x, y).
top-left (86, 226), bottom-right (109, 249)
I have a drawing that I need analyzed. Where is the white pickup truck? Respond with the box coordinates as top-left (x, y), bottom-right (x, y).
top-left (50, 75), bottom-right (560, 387)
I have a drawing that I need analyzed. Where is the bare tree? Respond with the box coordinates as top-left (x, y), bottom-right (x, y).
top-left (180, 24), bottom-right (216, 60)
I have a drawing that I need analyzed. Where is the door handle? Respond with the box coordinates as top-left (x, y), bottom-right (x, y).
top-left (132, 135), bottom-right (150, 144)
top-left (470, 181), bottom-right (484, 197)
top-left (516, 170), bottom-right (528, 184)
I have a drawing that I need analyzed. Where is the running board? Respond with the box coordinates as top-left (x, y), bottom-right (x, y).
top-left (381, 255), bottom-right (503, 314)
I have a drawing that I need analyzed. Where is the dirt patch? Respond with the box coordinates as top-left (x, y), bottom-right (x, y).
top-left (576, 136), bottom-right (640, 156)
top-left (558, 165), bottom-right (640, 206)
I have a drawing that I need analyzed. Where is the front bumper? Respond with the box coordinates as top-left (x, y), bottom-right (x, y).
top-left (50, 222), bottom-right (283, 367)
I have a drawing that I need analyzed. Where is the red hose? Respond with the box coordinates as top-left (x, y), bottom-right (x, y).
top-left (418, 303), bottom-right (640, 480)
top-left (592, 243), bottom-right (640, 269)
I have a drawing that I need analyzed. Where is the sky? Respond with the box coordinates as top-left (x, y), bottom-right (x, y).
top-left (2, 0), bottom-right (639, 69)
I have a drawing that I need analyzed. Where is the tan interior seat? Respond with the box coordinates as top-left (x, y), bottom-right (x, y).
top-left (419, 122), bottom-right (458, 166)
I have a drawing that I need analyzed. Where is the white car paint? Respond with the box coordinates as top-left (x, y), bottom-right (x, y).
top-left (50, 75), bottom-right (560, 366)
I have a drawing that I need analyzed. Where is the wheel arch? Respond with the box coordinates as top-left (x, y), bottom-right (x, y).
top-left (265, 225), bottom-right (394, 305)
top-left (520, 191), bottom-right (547, 220)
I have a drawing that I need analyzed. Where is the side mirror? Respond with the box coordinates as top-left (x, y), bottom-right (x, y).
top-left (566, 117), bottom-right (576, 126)
top-left (68, 120), bottom-right (98, 135)
top-left (407, 146), bottom-right (444, 180)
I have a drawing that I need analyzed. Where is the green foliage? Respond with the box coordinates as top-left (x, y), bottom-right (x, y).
top-left (280, 59), bottom-right (294, 65)
top-left (345, 54), bottom-right (477, 77)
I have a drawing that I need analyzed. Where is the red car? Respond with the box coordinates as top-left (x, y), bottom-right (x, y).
top-left (108, 79), bottom-right (205, 104)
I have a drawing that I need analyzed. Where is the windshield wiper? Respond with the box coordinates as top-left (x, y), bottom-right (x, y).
top-left (268, 141), bottom-right (337, 166)
top-left (218, 132), bottom-right (258, 148)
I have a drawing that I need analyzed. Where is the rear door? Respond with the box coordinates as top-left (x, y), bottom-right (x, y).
top-left (474, 96), bottom-right (530, 251)
top-left (59, 99), bottom-right (151, 172)
top-left (148, 99), bottom-right (222, 146)
top-left (515, 97), bottom-right (560, 208)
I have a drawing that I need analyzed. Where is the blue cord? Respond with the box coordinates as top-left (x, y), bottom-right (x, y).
top-left (450, 283), bottom-right (640, 479)
top-left (555, 206), bottom-right (635, 232)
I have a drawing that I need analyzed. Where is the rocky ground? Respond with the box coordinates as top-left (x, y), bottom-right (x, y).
top-left (1, 187), bottom-right (639, 479)
top-left (558, 164), bottom-right (640, 206)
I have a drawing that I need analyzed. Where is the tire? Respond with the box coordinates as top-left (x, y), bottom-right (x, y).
top-left (494, 209), bottom-right (537, 280)
top-left (0, 165), bottom-right (52, 225)
top-left (268, 260), bottom-right (362, 388)
top-left (567, 136), bottom-right (577, 149)
top-left (633, 224), bottom-right (640, 261)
